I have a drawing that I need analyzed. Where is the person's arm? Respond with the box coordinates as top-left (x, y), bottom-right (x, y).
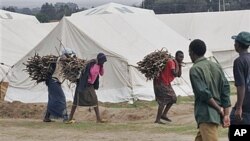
top-left (177, 63), bottom-right (182, 77)
top-left (207, 98), bottom-right (224, 116)
top-left (222, 107), bottom-right (230, 128)
top-left (235, 86), bottom-right (245, 111)
top-left (99, 64), bottom-right (104, 76)
top-left (233, 59), bottom-right (245, 120)
top-left (220, 67), bottom-right (231, 127)
top-left (235, 86), bottom-right (245, 121)
top-left (170, 60), bottom-right (179, 77)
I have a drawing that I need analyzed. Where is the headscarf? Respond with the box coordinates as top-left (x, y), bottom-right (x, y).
top-left (61, 48), bottom-right (76, 56)
top-left (97, 53), bottom-right (107, 64)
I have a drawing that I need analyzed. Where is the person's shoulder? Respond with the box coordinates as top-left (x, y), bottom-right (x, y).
top-left (233, 56), bottom-right (242, 64)
top-left (190, 64), bottom-right (198, 72)
top-left (167, 58), bottom-right (175, 64)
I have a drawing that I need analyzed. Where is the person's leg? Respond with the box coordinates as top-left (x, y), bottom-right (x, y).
top-left (155, 104), bottom-right (165, 124)
top-left (199, 123), bottom-right (218, 141)
top-left (43, 110), bottom-right (51, 122)
top-left (94, 105), bottom-right (102, 123)
top-left (68, 105), bottom-right (77, 121)
top-left (63, 109), bottom-right (68, 122)
top-left (161, 102), bottom-right (173, 122)
top-left (195, 130), bottom-right (202, 141)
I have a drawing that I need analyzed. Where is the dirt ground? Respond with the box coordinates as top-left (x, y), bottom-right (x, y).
top-left (0, 97), bottom-right (233, 141)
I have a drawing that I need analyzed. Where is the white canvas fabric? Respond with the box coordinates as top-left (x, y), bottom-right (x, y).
top-left (157, 10), bottom-right (250, 80)
top-left (0, 10), bottom-right (57, 81)
top-left (0, 9), bottom-right (39, 23)
top-left (5, 3), bottom-right (213, 103)
top-left (72, 2), bottom-right (155, 16)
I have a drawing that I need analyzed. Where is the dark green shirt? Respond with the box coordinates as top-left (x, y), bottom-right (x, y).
top-left (189, 57), bottom-right (231, 126)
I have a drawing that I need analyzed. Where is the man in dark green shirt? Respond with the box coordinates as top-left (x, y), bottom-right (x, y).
top-left (189, 39), bottom-right (231, 141)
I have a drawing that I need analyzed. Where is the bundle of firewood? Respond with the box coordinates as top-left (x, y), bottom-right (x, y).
top-left (23, 53), bottom-right (58, 84)
top-left (60, 57), bottom-right (86, 83)
top-left (137, 49), bottom-right (172, 80)
top-left (23, 53), bottom-right (86, 84)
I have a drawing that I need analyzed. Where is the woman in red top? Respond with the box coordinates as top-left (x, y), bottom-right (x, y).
top-left (153, 50), bottom-right (184, 124)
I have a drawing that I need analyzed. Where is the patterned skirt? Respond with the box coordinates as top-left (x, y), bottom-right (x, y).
top-left (154, 83), bottom-right (177, 105)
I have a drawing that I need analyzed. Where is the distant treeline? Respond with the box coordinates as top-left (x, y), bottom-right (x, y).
top-left (2, 0), bottom-right (250, 23)
top-left (142, 0), bottom-right (250, 14)
top-left (2, 2), bottom-right (87, 23)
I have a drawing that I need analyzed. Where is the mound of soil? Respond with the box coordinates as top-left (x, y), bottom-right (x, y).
top-left (0, 100), bottom-right (194, 124)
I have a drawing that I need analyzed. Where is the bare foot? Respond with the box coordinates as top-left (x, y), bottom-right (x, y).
top-left (154, 121), bottom-right (166, 124)
top-left (97, 119), bottom-right (108, 123)
top-left (161, 116), bottom-right (172, 122)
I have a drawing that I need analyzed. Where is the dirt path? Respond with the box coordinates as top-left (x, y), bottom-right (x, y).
top-left (0, 118), bottom-right (229, 141)
top-left (0, 95), bottom-right (236, 141)
top-left (0, 99), bottom-right (231, 141)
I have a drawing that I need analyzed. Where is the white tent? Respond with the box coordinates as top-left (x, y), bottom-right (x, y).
top-left (0, 9), bottom-right (39, 23)
top-left (157, 10), bottom-right (250, 81)
top-left (6, 3), bottom-right (212, 103)
top-left (0, 10), bottom-right (57, 81)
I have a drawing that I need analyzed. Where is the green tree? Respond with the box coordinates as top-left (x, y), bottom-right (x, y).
top-left (40, 3), bottom-right (56, 21)
top-left (2, 6), bottom-right (16, 12)
top-left (36, 13), bottom-right (49, 23)
top-left (143, 0), bottom-right (156, 9)
top-left (55, 5), bottom-right (69, 20)
top-left (21, 8), bottom-right (32, 15)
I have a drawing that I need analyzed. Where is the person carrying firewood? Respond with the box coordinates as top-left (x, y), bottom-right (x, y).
top-left (66, 53), bottom-right (107, 124)
top-left (153, 50), bottom-right (184, 124)
top-left (43, 48), bottom-right (76, 122)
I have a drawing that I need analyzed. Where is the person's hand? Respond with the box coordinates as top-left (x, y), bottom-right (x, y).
top-left (222, 115), bottom-right (230, 128)
top-left (218, 107), bottom-right (224, 117)
top-left (235, 108), bottom-right (243, 121)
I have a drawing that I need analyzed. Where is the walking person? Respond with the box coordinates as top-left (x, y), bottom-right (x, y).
top-left (43, 48), bottom-right (75, 122)
top-left (229, 31), bottom-right (250, 126)
top-left (153, 50), bottom-right (184, 124)
top-left (188, 39), bottom-right (231, 141)
top-left (66, 53), bottom-right (107, 123)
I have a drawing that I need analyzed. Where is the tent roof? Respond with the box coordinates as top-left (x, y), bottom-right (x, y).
top-left (0, 10), bottom-right (57, 80)
top-left (69, 10), bottom-right (198, 64)
top-left (0, 9), bottom-right (39, 23)
top-left (72, 2), bottom-right (155, 16)
top-left (0, 20), bottom-right (57, 67)
top-left (157, 10), bottom-right (250, 52)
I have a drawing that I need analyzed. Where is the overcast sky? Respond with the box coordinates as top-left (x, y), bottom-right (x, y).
top-left (0, 0), bottom-right (144, 8)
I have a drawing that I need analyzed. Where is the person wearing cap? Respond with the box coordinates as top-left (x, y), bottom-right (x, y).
top-left (66, 53), bottom-right (107, 123)
top-left (229, 31), bottom-right (250, 127)
top-left (43, 47), bottom-right (76, 122)
top-left (188, 39), bottom-right (231, 141)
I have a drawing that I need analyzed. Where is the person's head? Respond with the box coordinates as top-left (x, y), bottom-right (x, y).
top-left (175, 50), bottom-right (184, 63)
top-left (97, 53), bottom-right (107, 65)
top-left (189, 39), bottom-right (206, 63)
top-left (231, 31), bottom-right (250, 53)
top-left (61, 48), bottom-right (76, 58)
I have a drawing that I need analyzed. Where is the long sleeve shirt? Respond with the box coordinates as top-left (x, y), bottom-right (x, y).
top-left (189, 57), bottom-right (231, 126)
top-left (88, 64), bottom-right (104, 84)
